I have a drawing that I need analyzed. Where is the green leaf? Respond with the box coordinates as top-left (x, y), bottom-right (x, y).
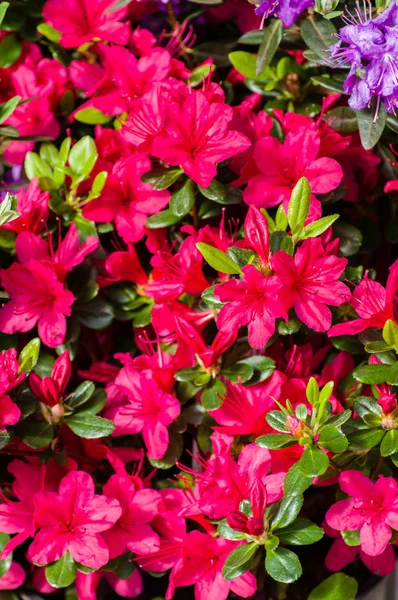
top-left (387, 361), bottom-right (398, 385)
top-left (306, 377), bottom-right (319, 407)
top-left (354, 396), bottom-right (382, 419)
top-left (271, 495), bottom-right (303, 530)
top-left (380, 429), bottom-right (398, 457)
top-left (302, 214), bottom-right (339, 239)
top-left (357, 101), bottom-right (387, 150)
top-left (198, 179), bottom-right (226, 202)
top-left (353, 364), bottom-right (391, 384)
top-left (238, 30), bottom-right (263, 45)
top-left (77, 389), bottom-right (107, 415)
top-left (308, 573), bottom-right (358, 600)
top-left (311, 75), bottom-right (345, 93)
top-left (69, 136), bottom-right (98, 177)
top-left (238, 355), bottom-right (275, 384)
top-left (227, 247), bottom-right (255, 268)
top-left (0, 34), bottom-right (22, 68)
top-left (74, 108), bottom-right (112, 125)
top-left (201, 285), bottom-right (224, 308)
top-left (68, 381), bottom-right (95, 409)
top-left (145, 209), bottom-right (182, 228)
top-left (170, 179), bottom-right (195, 217)
top-left (347, 428), bottom-right (385, 450)
top-left (25, 152), bottom-right (53, 180)
top-left (45, 553), bottom-right (77, 588)
top-left (217, 520), bottom-right (246, 541)
top-left (256, 19), bottom-right (283, 76)
top-left (288, 178), bottom-right (310, 232)
top-left (322, 409), bottom-right (352, 428)
top-left (0, 2), bottom-right (9, 26)
top-left (341, 530), bottom-right (361, 547)
top-left (18, 338), bottom-right (40, 373)
top-left (141, 168), bottom-right (182, 190)
top-left (0, 95), bottom-right (20, 124)
top-left (0, 533), bottom-right (12, 577)
top-left (222, 543), bottom-right (258, 580)
top-left (66, 413), bottom-right (115, 438)
top-left (37, 23), bottom-right (61, 43)
top-left (326, 106), bottom-right (358, 133)
top-left (76, 298), bottom-right (115, 330)
top-left (266, 411), bottom-right (288, 433)
top-left (16, 420), bottom-right (54, 449)
top-left (196, 242), bottom-right (242, 275)
top-left (274, 518), bottom-right (324, 546)
top-left (221, 362), bottom-right (253, 383)
top-left (202, 379), bottom-right (226, 410)
top-left (228, 51), bottom-right (270, 80)
top-left (265, 547), bottom-right (302, 584)
top-left (298, 445), bottom-right (329, 477)
top-left (256, 433), bottom-right (295, 449)
top-left (301, 14), bottom-right (336, 61)
top-left (317, 425), bottom-right (348, 453)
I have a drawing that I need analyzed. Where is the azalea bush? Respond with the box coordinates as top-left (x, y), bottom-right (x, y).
top-left (0, 0), bottom-right (397, 599)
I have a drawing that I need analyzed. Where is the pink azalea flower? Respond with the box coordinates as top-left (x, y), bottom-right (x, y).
top-left (272, 238), bottom-right (351, 332)
top-left (325, 471), bottom-right (398, 556)
top-left (29, 350), bottom-right (71, 408)
top-left (209, 371), bottom-right (284, 437)
top-left (227, 479), bottom-right (269, 537)
top-left (0, 260), bottom-right (75, 348)
top-left (324, 521), bottom-right (396, 577)
top-left (0, 562), bottom-right (26, 590)
top-left (83, 155), bottom-right (169, 243)
top-left (0, 460), bottom-right (45, 559)
top-left (167, 531), bottom-right (257, 600)
top-left (215, 265), bottom-right (287, 349)
top-left (329, 261), bottom-right (398, 337)
top-left (74, 570), bottom-right (144, 600)
top-left (107, 368), bottom-right (181, 459)
top-left (3, 179), bottom-right (49, 235)
top-left (243, 128), bottom-right (343, 219)
top-left (42, 0), bottom-right (130, 48)
top-left (0, 348), bottom-right (24, 395)
top-left (101, 243), bottom-right (148, 287)
top-left (0, 393), bottom-right (20, 431)
top-left (151, 89), bottom-right (251, 188)
top-left (101, 474), bottom-right (161, 558)
top-left (15, 222), bottom-right (99, 282)
top-left (29, 471), bottom-right (122, 568)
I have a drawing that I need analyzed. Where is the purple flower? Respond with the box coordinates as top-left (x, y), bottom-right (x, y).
top-left (330, 2), bottom-right (398, 114)
top-left (254, 0), bottom-right (314, 27)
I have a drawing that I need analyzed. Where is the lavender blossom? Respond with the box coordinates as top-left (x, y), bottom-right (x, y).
top-left (254, 0), bottom-right (314, 27)
top-left (330, 1), bottom-right (398, 115)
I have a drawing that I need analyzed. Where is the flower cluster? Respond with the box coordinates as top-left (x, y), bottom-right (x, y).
top-left (0, 1), bottom-right (396, 600)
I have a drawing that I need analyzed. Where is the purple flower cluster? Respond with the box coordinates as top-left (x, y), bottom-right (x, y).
top-left (330, 2), bottom-right (398, 114)
top-left (254, 0), bottom-right (314, 27)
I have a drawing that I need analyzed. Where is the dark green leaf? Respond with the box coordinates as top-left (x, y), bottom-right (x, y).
top-left (347, 428), bottom-right (385, 450)
top-left (301, 14), bottom-right (336, 61)
top-left (238, 30), bottom-right (263, 45)
top-left (322, 410), bottom-right (352, 428)
top-left (311, 75), bottom-right (345, 93)
top-left (222, 543), bottom-right (258, 580)
top-left (317, 425), bottom-right (348, 453)
top-left (170, 179), bottom-right (195, 217)
top-left (333, 222), bottom-right (363, 257)
top-left (221, 362), bottom-right (253, 383)
top-left (326, 107), bottom-right (358, 133)
top-left (274, 518), bottom-right (324, 546)
top-left (357, 101), bottom-right (387, 150)
top-left (380, 430), bottom-right (398, 457)
top-left (141, 168), bottom-right (182, 190)
top-left (266, 411), bottom-right (288, 433)
top-left (298, 446), bottom-right (329, 477)
top-left (256, 433), bottom-right (295, 449)
top-left (66, 414), bottom-right (115, 438)
top-left (68, 381), bottom-right (95, 409)
top-left (256, 19), bottom-right (283, 76)
top-left (308, 573), bottom-right (358, 600)
top-left (0, 34), bottom-right (22, 68)
top-left (198, 179), bottom-right (226, 202)
top-left (353, 364), bottom-right (391, 385)
top-left (202, 379), bottom-right (226, 411)
top-left (77, 389), bottom-right (107, 415)
top-left (227, 247), bottom-right (255, 268)
top-left (354, 396), bottom-right (382, 419)
top-left (76, 298), bottom-right (115, 330)
top-left (45, 553), bottom-right (77, 588)
top-left (265, 547), bottom-right (302, 583)
top-left (271, 495), bottom-right (303, 530)
top-left (16, 420), bottom-right (54, 449)
top-left (196, 242), bottom-right (242, 275)
top-left (145, 209), bottom-right (182, 228)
